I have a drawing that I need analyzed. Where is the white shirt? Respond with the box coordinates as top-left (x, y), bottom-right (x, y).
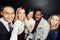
top-left (0, 17), bottom-right (12, 31)
top-left (25, 18), bottom-right (35, 34)
top-left (10, 20), bottom-right (25, 40)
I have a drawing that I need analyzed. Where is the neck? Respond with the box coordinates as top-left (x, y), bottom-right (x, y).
top-left (27, 17), bottom-right (31, 20)
top-left (50, 25), bottom-right (58, 30)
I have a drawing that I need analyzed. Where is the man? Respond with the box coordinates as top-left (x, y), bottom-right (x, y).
top-left (32, 8), bottom-right (50, 40)
top-left (0, 6), bottom-right (15, 40)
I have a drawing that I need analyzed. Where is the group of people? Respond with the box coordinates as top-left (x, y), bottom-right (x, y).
top-left (0, 5), bottom-right (60, 40)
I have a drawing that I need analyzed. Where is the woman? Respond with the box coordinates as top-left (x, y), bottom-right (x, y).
top-left (25, 9), bottom-right (35, 40)
top-left (46, 14), bottom-right (60, 40)
top-left (10, 7), bottom-right (26, 40)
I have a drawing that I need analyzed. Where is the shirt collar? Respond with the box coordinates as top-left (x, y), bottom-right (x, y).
top-left (0, 17), bottom-right (12, 25)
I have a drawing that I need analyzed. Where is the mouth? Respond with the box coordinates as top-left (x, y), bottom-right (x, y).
top-left (8, 18), bottom-right (13, 20)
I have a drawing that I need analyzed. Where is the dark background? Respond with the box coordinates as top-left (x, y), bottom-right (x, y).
top-left (0, 0), bottom-right (60, 19)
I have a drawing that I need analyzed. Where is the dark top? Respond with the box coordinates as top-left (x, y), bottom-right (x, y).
top-left (0, 21), bottom-right (11, 40)
top-left (18, 30), bottom-right (25, 40)
top-left (46, 29), bottom-right (59, 40)
top-left (32, 18), bottom-right (41, 33)
top-left (58, 25), bottom-right (60, 40)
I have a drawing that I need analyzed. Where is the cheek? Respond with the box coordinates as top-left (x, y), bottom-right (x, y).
top-left (23, 14), bottom-right (25, 17)
top-left (31, 15), bottom-right (33, 17)
top-left (4, 15), bottom-right (9, 18)
top-left (50, 20), bottom-right (54, 24)
top-left (37, 16), bottom-right (41, 18)
top-left (12, 14), bottom-right (15, 17)
top-left (55, 21), bottom-right (59, 24)
top-left (19, 14), bottom-right (25, 18)
top-left (51, 19), bottom-right (59, 25)
top-left (18, 13), bottom-right (21, 16)
top-left (27, 15), bottom-right (30, 18)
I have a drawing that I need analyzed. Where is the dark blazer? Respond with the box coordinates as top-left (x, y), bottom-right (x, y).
top-left (46, 29), bottom-right (59, 40)
top-left (0, 21), bottom-right (11, 40)
top-left (58, 25), bottom-right (60, 40)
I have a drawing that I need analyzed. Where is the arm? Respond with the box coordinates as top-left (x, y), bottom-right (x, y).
top-left (10, 21), bottom-right (24, 40)
top-left (41, 22), bottom-right (50, 40)
top-left (10, 23), bottom-right (18, 40)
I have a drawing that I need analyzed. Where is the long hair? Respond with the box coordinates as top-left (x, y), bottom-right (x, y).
top-left (48, 14), bottom-right (60, 27)
top-left (15, 7), bottom-right (25, 20)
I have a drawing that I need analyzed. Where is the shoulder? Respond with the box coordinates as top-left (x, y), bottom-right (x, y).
top-left (31, 18), bottom-right (35, 23)
top-left (0, 21), bottom-right (5, 28)
top-left (41, 18), bottom-right (49, 25)
top-left (0, 21), bottom-right (3, 26)
top-left (0, 17), bottom-right (3, 22)
top-left (39, 18), bottom-right (50, 28)
top-left (14, 20), bottom-right (22, 24)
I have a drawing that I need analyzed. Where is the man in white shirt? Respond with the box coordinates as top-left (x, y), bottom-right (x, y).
top-left (32, 8), bottom-right (50, 40)
top-left (0, 6), bottom-right (15, 40)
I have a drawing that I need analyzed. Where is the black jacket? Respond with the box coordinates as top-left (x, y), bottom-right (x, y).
top-left (0, 21), bottom-right (11, 40)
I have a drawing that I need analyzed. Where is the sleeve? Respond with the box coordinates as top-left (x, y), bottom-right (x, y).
top-left (10, 21), bottom-right (22, 40)
top-left (30, 21), bottom-right (35, 33)
top-left (18, 24), bottom-right (24, 34)
top-left (41, 21), bottom-right (50, 40)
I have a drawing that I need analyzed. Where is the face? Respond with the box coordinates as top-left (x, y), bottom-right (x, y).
top-left (27, 11), bottom-right (33, 20)
top-left (50, 15), bottom-right (60, 26)
top-left (35, 11), bottom-right (43, 21)
top-left (1, 7), bottom-right (15, 22)
top-left (17, 9), bottom-right (25, 21)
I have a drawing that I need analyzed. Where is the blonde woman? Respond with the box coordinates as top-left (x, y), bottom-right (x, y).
top-left (46, 14), bottom-right (60, 40)
top-left (10, 7), bottom-right (26, 40)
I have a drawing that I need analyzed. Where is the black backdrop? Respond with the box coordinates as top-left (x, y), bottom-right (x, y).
top-left (0, 0), bottom-right (60, 19)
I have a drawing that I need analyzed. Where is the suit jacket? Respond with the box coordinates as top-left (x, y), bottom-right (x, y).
top-left (33, 18), bottom-right (50, 40)
top-left (0, 21), bottom-right (11, 40)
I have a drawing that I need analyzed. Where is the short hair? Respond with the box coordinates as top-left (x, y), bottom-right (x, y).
top-left (34, 8), bottom-right (44, 15)
top-left (26, 9), bottom-right (34, 16)
top-left (1, 5), bottom-right (14, 12)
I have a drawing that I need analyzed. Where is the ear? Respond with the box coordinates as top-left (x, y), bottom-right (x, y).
top-left (41, 15), bottom-right (43, 17)
top-left (0, 12), bottom-right (3, 16)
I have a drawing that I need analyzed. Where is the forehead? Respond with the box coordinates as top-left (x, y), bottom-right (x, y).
top-left (18, 9), bottom-right (25, 12)
top-left (3, 7), bottom-right (14, 12)
top-left (35, 11), bottom-right (42, 14)
top-left (52, 16), bottom-right (59, 20)
top-left (29, 11), bottom-right (33, 14)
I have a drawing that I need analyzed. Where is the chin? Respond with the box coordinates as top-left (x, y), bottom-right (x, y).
top-left (8, 20), bottom-right (13, 22)
top-left (36, 19), bottom-right (39, 20)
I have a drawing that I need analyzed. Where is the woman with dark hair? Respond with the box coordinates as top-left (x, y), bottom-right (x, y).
top-left (25, 9), bottom-right (35, 40)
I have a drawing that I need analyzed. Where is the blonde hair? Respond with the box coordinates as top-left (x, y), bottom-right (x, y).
top-left (48, 14), bottom-right (60, 27)
top-left (15, 7), bottom-right (25, 20)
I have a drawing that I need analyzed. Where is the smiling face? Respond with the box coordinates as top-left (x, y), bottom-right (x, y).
top-left (35, 11), bottom-right (43, 21)
top-left (50, 15), bottom-right (60, 26)
top-left (1, 7), bottom-right (15, 22)
top-left (17, 8), bottom-right (25, 21)
top-left (27, 11), bottom-right (33, 20)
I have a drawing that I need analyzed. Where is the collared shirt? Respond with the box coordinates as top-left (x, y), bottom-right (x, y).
top-left (10, 20), bottom-right (25, 40)
top-left (0, 17), bottom-right (12, 31)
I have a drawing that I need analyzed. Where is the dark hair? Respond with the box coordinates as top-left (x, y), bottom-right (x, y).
top-left (34, 8), bottom-right (44, 15)
top-left (1, 5), bottom-right (14, 12)
top-left (26, 9), bottom-right (34, 16)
